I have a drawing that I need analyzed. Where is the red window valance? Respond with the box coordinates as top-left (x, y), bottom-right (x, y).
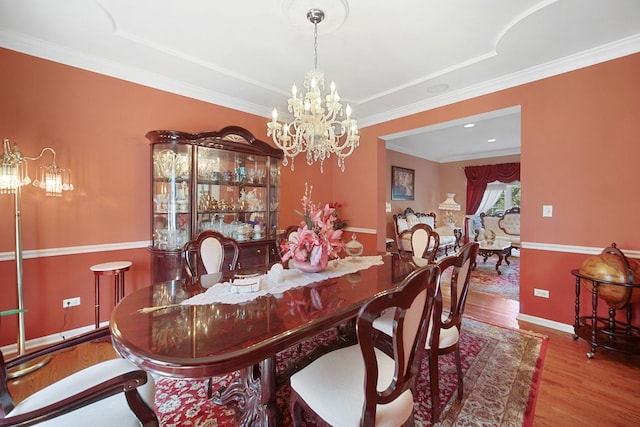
top-left (464, 162), bottom-right (520, 216)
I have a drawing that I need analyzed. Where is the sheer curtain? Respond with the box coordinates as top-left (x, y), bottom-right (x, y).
top-left (474, 182), bottom-right (505, 215)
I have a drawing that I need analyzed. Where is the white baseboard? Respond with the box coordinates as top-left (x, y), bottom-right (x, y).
top-left (516, 313), bottom-right (574, 334)
top-left (1, 322), bottom-right (109, 356)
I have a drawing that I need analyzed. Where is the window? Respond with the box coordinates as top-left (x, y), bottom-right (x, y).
top-left (485, 182), bottom-right (520, 215)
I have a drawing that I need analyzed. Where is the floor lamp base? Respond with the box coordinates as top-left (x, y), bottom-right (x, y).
top-left (7, 355), bottom-right (51, 379)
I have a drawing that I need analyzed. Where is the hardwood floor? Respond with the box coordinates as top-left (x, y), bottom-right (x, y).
top-left (6, 289), bottom-right (640, 426)
top-left (463, 290), bottom-right (640, 427)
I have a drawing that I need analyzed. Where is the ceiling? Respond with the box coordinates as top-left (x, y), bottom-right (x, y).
top-left (1, 0), bottom-right (639, 162)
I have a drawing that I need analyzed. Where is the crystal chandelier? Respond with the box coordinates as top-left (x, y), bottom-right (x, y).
top-left (267, 8), bottom-right (359, 173)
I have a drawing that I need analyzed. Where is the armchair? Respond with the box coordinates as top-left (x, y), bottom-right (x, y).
top-left (1, 326), bottom-right (157, 426)
top-left (474, 207), bottom-right (520, 245)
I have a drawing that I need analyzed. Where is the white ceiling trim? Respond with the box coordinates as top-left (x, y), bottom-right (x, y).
top-left (360, 34), bottom-right (640, 128)
top-left (2, 28), bottom-right (639, 129)
top-left (113, 28), bottom-right (286, 96)
top-left (382, 106), bottom-right (522, 140)
top-left (0, 27), bottom-right (271, 117)
top-left (358, 50), bottom-right (498, 106)
top-left (385, 140), bottom-right (522, 163)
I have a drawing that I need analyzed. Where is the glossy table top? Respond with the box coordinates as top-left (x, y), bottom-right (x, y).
top-left (110, 253), bottom-right (418, 378)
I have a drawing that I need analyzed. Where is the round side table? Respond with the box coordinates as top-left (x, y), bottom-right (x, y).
top-left (90, 261), bottom-right (132, 328)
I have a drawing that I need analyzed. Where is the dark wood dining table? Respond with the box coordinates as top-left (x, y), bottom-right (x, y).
top-left (110, 252), bottom-right (419, 426)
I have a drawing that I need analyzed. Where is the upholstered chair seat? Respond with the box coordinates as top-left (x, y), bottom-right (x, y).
top-left (7, 359), bottom-right (155, 427)
top-left (289, 346), bottom-right (414, 427)
top-left (0, 327), bottom-right (158, 427)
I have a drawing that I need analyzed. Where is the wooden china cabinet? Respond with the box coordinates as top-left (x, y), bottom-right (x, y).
top-left (147, 126), bottom-right (283, 283)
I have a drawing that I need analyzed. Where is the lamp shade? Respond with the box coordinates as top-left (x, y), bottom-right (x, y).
top-left (438, 193), bottom-right (461, 211)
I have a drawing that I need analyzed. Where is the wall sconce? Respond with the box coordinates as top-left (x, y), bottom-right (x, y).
top-left (1, 138), bottom-right (73, 378)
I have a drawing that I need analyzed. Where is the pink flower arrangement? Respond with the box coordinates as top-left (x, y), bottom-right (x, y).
top-left (281, 184), bottom-right (345, 266)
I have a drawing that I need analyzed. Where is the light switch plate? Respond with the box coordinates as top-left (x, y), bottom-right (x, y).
top-left (542, 205), bottom-right (553, 217)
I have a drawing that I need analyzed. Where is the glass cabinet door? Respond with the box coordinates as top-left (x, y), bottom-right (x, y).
top-left (152, 143), bottom-right (192, 250)
top-left (147, 127), bottom-right (283, 283)
top-left (268, 159), bottom-right (280, 239)
top-left (195, 147), bottom-right (272, 242)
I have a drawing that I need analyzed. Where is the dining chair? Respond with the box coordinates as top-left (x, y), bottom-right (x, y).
top-left (0, 326), bottom-right (158, 426)
top-left (373, 241), bottom-right (479, 422)
top-left (183, 230), bottom-right (241, 278)
top-left (183, 230), bottom-right (243, 398)
top-left (289, 264), bottom-right (440, 427)
top-left (399, 223), bottom-right (440, 263)
top-left (426, 241), bottom-right (478, 421)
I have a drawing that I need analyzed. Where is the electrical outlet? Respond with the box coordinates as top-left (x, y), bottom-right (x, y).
top-left (533, 288), bottom-right (549, 298)
top-left (63, 297), bottom-right (81, 308)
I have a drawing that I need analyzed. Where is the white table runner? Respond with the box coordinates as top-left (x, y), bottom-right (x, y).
top-left (181, 255), bottom-right (384, 305)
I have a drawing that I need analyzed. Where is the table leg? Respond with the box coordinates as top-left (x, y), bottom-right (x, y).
top-left (503, 246), bottom-right (512, 265)
top-left (494, 252), bottom-right (504, 275)
top-left (94, 275), bottom-right (100, 329)
top-left (211, 358), bottom-right (277, 427)
top-left (260, 357), bottom-right (277, 427)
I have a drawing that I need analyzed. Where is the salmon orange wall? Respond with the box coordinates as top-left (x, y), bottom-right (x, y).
top-left (366, 53), bottom-right (640, 326)
top-left (2, 48), bottom-right (640, 346)
top-left (0, 47), bottom-right (336, 346)
top-left (0, 47), bottom-right (370, 346)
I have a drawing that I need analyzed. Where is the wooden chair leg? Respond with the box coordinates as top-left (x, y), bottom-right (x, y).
top-left (455, 346), bottom-right (464, 400)
top-left (207, 377), bottom-right (213, 399)
top-left (429, 351), bottom-right (440, 422)
top-left (290, 389), bottom-right (303, 427)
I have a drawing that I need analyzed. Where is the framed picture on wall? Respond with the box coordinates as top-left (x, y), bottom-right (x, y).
top-left (391, 166), bottom-right (415, 200)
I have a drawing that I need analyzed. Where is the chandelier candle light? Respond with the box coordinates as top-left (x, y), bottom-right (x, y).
top-left (1, 138), bottom-right (73, 378)
top-left (267, 8), bottom-right (359, 173)
top-left (439, 193), bottom-right (461, 226)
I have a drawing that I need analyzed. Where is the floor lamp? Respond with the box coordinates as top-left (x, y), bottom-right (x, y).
top-left (1, 138), bottom-right (73, 378)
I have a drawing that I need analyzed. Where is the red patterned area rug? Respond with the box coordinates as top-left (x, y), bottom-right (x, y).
top-left (449, 256), bottom-right (520, 301)
top-left (154, 317), bottom-right (546, 426)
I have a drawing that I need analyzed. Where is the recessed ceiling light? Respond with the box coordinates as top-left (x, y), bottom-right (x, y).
top-left (463, 123), bottom-right (475, 128)
top-left (426, 83), bottom-right (449, 93)
top-left (488, 138), bottom-right (496, 143)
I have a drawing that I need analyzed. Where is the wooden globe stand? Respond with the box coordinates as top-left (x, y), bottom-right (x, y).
top-left (572, 243), bottom-right (640, 358)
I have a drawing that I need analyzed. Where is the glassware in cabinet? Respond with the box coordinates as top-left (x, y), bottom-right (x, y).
top-left (152, 143), bottom-right (192, 251)
top-left (147, 127), bottom-right (283, 283)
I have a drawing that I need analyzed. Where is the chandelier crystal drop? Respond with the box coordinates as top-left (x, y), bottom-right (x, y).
top-left (267, 8), bottom-right (359, 173)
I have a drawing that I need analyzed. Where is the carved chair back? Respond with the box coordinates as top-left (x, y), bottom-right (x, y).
top-left (356, 264), bottom-right (440, 424)
top-left (409, 223), bottom-right (440, 263)
top-left (183, 230), bottom-right (240, 278)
